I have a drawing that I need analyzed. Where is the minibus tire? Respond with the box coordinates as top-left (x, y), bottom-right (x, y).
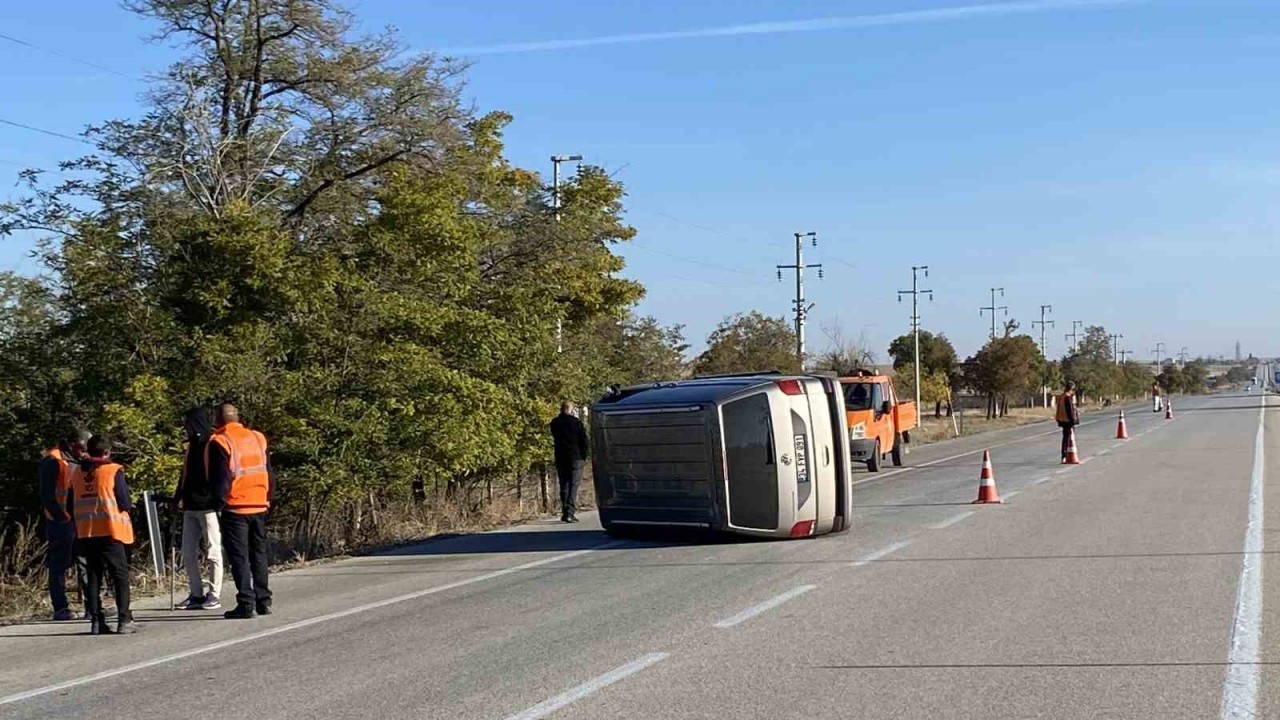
top-left (891, 434), bottom-right (904, 467)
top-left (867, 439), bottom-right (883, 472)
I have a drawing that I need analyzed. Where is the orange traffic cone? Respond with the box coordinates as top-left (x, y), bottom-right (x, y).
top-left (1063, 428), bottom-right (1082, 465)
top-left (1116, 410), bottom-right (1129, 440)
top-left (1165, 401), bottom-right (1174, 420)
top-left (972, 450), bottom-right (1002, 504)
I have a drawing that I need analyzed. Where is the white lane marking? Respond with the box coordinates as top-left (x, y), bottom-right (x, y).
top-left (1030, 476), bottom-right (1051, 486)
top-left (504, 653), bottom-right (670, 720)
top-left (0, 542), bottom-right (629, 707)
top-left (852, 414), bottom-right (1113, 486)
top-left (1002, 489), bottom-right (1021, 499)
top-left (1053, 467), bottom-right (1073, 475)
top-left (850, 540), bottom-right (911, 567)
top-left (930, 511), bottom-right (974, 530)
top-left (713, 585), bottom-right (817, 629)
top-left (1220, 395), bottom-right (1266, 720)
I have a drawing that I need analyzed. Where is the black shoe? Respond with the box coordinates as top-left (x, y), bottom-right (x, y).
top-left (560, 515), bottom-right (571, 523)
top-left (224, 605), bottom-right (256, 620)
top-left (255, 604), bottom-right (272, 616)
top-left (91, 614), bottom-right (114, 635)
top-left (51, 608), bottom-right (75, 622)
top-left (568, 514), bottom-right (580, 523)
top-left (115, 620), bottom-right (141, 635)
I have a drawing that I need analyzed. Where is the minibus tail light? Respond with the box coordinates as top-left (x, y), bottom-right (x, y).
top-left (776, 379), bottom-right (803, 396)
top-left (789, 520), bottom-right (815, 537)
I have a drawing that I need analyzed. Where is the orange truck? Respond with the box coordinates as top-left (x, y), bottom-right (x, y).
top-left (839, 370), bottom-right (919, 472)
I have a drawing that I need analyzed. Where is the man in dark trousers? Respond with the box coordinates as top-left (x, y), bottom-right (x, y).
top-left (206, 403), bottom-right (274, 619)
top-left (70, 436), bottom-right (140, 634)
top-left (40, 428), bottom-right (90, 621)
top-left (174, 407), bottom-right (223, 610)
top-left (549, 401), bottom-right (588, 523)
top-left (1056, 381), bottom-right (1080, 460)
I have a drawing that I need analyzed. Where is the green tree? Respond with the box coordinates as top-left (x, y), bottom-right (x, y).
top-left (887, 330), bottom-right (958, 378)
top-left (693, 312), bottom-right (800, 376)
top-left (962, 335), bottom-right (1045, 419)
top-left (0, 0), bottom-right (650, 552)
top-left (894, 363), bottom-right (951, 411)
top-left (1225, 365), bottom-right (1252, 384)
top-left (1061, 325), bottom-right (1118, 402)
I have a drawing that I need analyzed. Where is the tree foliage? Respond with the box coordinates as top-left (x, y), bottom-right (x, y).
top-left (0, 0), bottom-right (682, 551)
top-left (962, 335), bottom-right (1044, 419)
top-left (810, 321), bottom-right (876, 375)
top-left (887, 330), bottom-right (958, 382)
top-left (693, 312), bottom-right (800, 376)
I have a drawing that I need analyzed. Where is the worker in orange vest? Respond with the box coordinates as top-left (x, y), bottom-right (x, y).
top-left (70, 435), bottom-right (140, 635)
top-left (1151, 381), bottom-right (1163, 413)
top-left (40, 428), bottom-right (91, 621)
top-left (206, 403), bottom-right (275, 620)
top-left (1055, 381), bottom-right (1080, 460)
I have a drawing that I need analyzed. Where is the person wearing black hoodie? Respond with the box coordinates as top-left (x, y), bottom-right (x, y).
top-left (173, 408), bottom-right (223, 610)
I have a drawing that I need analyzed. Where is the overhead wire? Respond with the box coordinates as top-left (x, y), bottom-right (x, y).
top-left (0, 32), bottom-right (143, 81)
top-left (0, 118), bottom-right (93, 145)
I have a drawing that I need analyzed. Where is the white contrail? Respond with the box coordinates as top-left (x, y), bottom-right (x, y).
top-left (442, 0), bottom-right (1140, 55)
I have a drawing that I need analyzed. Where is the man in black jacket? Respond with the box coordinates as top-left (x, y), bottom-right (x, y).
top-left (174, 408), bottom-right (223, 610)
top-left (549, 402), bottom-right (588, 523)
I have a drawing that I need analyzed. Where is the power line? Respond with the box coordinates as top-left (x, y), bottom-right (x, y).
top-left (0, 118), bottom-right (92, 145)
top-left (625, 241), bottom-right (758, 278)
top-left (0, 32), bottom-right (141, 80)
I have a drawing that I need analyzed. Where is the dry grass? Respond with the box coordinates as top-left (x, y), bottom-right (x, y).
top-left (911, 407), bottom-right (1056, 446)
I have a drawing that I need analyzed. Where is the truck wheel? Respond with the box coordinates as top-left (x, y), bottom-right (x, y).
top-left (891, 434), bottom-right (904, 467)
top-left (867, 439), bottom-right (883, 472)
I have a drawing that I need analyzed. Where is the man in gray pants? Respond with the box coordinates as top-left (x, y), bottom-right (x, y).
top-left (174, 408), bottom-right (223, 610)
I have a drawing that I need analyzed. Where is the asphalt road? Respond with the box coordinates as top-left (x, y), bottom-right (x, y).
top-left (2, 392), bottom-right (1274, 719)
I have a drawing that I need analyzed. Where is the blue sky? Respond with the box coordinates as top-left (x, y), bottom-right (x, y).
top-left (2, 0), bottom-right (1278, 361)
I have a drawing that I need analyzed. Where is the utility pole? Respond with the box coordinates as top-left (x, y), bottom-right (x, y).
top-left (1109, 334), bottom-right (1123, 365)
top-left (1178, 347), bottom-right (1189, 367)
top-left (776, 232), bottom-right (822, 365)
top-left (1031, 304), bottom-right (1054, 407)
top-left (897, 266), bottom-right (933, 411)
top-left (1064, 321), bottom-right (1084, 354)
top-left (1153, 342), bottom-right (1166, 372)
top-left (1118, 349), bottom-right (1133, 363)
top-left (979, 288), bottom-right (1007, 340)
top-left (550, 154), bottom-right (583, 353)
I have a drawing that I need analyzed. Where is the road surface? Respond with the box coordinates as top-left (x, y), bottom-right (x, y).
top-left (2, 392), bottom-right (1275, 719)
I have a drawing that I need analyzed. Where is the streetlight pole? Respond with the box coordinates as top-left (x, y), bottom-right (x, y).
top-left (1109, 334), bottom-right (1124, 365)
top-left (550, 154), bottom-right (583, 352)
top-left (898, 266), bottom-right (933, 411)
top-left (979, 288), bottom-right (1007, 340)
top-left (776, 232), bottom-right (822, 365)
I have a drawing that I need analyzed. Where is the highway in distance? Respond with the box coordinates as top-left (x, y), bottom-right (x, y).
top-left (1, 391), bottom-right (1275, 719)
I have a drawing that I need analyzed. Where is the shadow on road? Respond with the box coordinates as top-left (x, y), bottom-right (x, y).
top-left (374, 527), bottom-right (753, 557)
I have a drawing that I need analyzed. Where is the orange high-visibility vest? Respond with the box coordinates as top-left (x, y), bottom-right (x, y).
top-left (69, 462), bottom-right (134, 544)
top-left (42, 447), bottom-right (73, 522)
top-left (1055, 391), bottom-right (1074, 423)
top-left (208, 423), bottom-right (270, 514)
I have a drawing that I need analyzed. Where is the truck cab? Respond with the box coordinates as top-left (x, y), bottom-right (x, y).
top-left (839, 370), bottom-right (919, 472)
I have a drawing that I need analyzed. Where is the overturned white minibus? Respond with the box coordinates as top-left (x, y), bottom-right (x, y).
top-left (591, 374), bottom-right (854, 539)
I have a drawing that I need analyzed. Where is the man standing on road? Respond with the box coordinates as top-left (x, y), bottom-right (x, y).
top-left (1152, 381), bottom-right (1163, 413)
top-left (174, 407), bottom-right (223, 611)
top-left (70, 436), bottom-right (140, 635)
top-left (39, 428), bottom-right (90, 621)
top-left (549, 401), bottom-right (588, 523)
top-left (1056, 381), bottom-right (1080, 460)
top-left (206, 403), bottom-right (274, 620)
